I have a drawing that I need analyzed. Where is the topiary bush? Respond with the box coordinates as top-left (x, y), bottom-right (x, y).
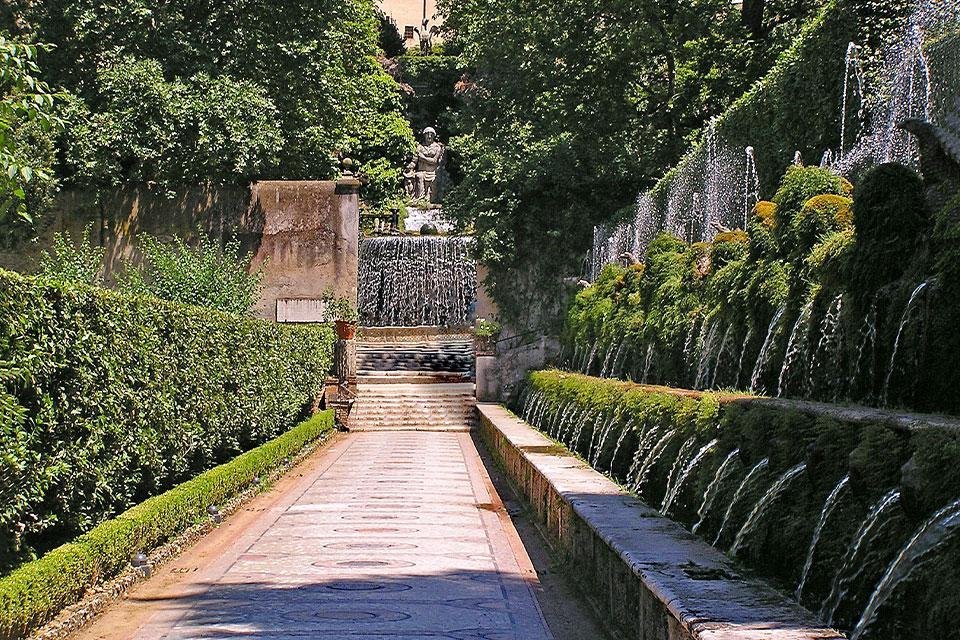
top-left (0, 269), bottom-right (335, 573)
top-left (846, 163), bottom-right (929, 295)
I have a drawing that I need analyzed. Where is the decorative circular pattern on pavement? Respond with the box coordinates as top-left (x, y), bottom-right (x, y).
top-left (312, 559), bottom-right (417, 569)
top-left (324, 541), bottom-right (419, 551)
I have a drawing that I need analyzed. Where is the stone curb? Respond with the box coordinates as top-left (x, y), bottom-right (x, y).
top-left (477, 403), bottom-right (846, 640)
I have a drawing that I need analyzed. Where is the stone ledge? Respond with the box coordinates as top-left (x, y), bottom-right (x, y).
top-left (476, 403), bottom-right (846, 640)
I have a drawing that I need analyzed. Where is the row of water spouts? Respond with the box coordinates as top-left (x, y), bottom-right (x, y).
top-left (518, 387), bottom-right (960, 638)
top-left (591, 0), bottom-right (953, 280)
top-left (565, 277), bottom-right (931, 407)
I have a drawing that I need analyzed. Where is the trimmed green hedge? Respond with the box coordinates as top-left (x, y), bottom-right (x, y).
top-left (0, 269), bottom-right (335, 571)
top-left (518, 371), bottom-right (960, 638)
top-left (0, 411), bottom-right (335, 640)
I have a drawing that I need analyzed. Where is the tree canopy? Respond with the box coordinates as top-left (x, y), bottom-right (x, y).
top-left (1, 0), bottom-right (413, 212)
top-left (439, 0), bottom-right (828, 327)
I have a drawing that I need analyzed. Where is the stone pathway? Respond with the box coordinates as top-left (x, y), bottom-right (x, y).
top-left (106, 431), bottom-right (554, 639)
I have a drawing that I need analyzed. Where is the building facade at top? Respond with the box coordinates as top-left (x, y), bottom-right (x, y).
top-left (378, 0), bottom-right (443, 47)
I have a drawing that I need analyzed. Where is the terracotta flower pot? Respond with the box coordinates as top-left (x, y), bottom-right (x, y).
top-left (334, 320), bottom-right (356, 341)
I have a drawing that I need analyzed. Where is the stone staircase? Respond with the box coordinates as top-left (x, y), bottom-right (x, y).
top-left (357, 337), bottom-right (474, 379)
top-left (351, 331), bottom-right (477, 432)
top-left (351, 383), bottom-right (477, 432)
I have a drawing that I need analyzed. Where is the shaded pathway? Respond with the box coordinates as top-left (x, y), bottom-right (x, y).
top-left (79, 431), bottom-right (559, 639)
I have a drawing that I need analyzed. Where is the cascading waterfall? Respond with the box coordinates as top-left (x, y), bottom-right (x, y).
top-left (731, 463), bottom-right (808, 556)
top-left (630, 429), bottom-right (678, 493)
top-left (714, 458), bottom-right (771, 546)
top-left (796, 475), bottom-right (851, 601)
top-left (660, 437), bottom-right (698, 511)
top-left (882, 280), bottom-right (930, 406)
top-left (661, 439), bottom-right (720, 516)
top-left (851, 497), bottom-right (960, 640)
top-left (820, 489), bottom-right (903, 625)
top-left (751, 306), bottom-right (787, 393)
top-left (743, 146), bottom-right (760, 229)
top-left (692, 449), bottom-right (741, 534)
top-left (358, 236), bottom-right (477, 327)
top-left (848, 298), bottom-right (879, 396)
top-left (808, 294), bottom-right (845, 395)
top-left (733, 327), bottom-right (753, 389)
top-left (840, 42), bottom-right (865, 161)
top-left (777, 300), bottom-right (815, 397)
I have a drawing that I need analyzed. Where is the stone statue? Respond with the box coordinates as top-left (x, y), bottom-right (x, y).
top-left (410, 127), bottom-right (445, 203)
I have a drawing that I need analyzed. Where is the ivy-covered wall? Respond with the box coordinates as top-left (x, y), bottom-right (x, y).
top-left (0, 270), bottom-right (335, 573)
top-left (566, 160), bottom-right (960, 415)
top-left (518, 371), bottom-right (960, 640)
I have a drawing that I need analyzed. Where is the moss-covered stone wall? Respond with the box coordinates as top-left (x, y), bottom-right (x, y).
top-left (518, 370), bottom-right (960, 639)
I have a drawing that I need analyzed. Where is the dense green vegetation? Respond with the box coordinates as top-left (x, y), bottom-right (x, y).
top-left (1, 0), bottom-right (413, 219)
top-left (519, 370), bottom-right (960, 638)
top-left (0, 411), bottom-right (335, 640)
top-left (0, 269), bottom-right (335, 573)
top-left (437, 0), bottom-right (834, 326)
top-left (564, 158), bottom-right (960, 414)
top-left (0, 36), bottom-right (59, 229)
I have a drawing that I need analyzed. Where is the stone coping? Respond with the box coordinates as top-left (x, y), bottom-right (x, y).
top-left (477, 403), bottom-right (846, 640)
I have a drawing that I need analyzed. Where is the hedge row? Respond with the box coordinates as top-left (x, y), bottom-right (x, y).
top-left (0, 411), bottom-right (335, 640)
top-left (518, 371), bottom-right (960, 639)
top-left (0, 269), bottom-right (335, 571)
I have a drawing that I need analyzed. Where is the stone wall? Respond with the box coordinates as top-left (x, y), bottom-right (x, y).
top-left (0, 180), bottom-right (360, 321)
top-left (477, 404), bottom-right (843, 640)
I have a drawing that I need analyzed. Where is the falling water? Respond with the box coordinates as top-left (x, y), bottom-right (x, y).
top-left (808, 294), bottom-right (845, 397)
top-left (359, 237), bottom-right (477, 327)
top-left (692, 449), bottom-right (741, 535)
top-left (840, 42), bottom-right (865, 161)
top-left (660, 437), bottom-right (698, 511)
top-left (662, 439), bottom-right (720, 516)
top-left (820, 489), bottom-right (903, 624)
top-left (731, 462), bottom-right (808, 556)
top-left (777, 300), bottom-right (815, 397)
top-left (848, 298), bottom-right (879, 397)
top-left (693, 321), bottom-right (721, 389)
top-left (714, 458), bottom-right (770, 546)
top-left (641, 343), bottom-right (655, 383)
top-left (751, 306), bottom-right (788, 393)
top-left (796, 475), bottom-right (851, 601)
top-left (710, 324), bottom-right (735, 389)
top-left (851, 497), bottom-right (960, 640)
top-left (882, 281), bottom-right (930, 406)
top-left (631, 429), bottom-right (678, 493)
top-left (733, 328), bottom-right (753, 389)
top-left (625, 425), bottom-right (664, 486)
top-left (743, 146), bottom-right (760, 229)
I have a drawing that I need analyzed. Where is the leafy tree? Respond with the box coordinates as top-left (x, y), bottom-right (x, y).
top-left (377, 9), bottom-right (407, 59)
top-left (3, 0), bottom-right (413, 207)
top-left (118, 233), bottom-right (263, 315)
top-left (0, 35), bottom-right (59, 225)
top-left (438, 0), bottom-right (827, 327)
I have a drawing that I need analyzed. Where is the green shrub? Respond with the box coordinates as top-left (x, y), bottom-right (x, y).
top-left (117, 233), bottom-right (263, 314)
top-left (37, 225), bottom-right (104, 286)
top-left (771, 166), bottom-right (849, 259)
top-left (0, 270), bottom-right (334, 572)
top-left (0, 411), bottom-right (334, 640)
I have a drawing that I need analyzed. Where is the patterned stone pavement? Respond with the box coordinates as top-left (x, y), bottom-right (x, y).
top-left (128, 432), bottom-right (554, 639)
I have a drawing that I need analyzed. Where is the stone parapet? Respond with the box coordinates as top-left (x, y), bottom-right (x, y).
top-left (476, 403), bottom-right (846, 640)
